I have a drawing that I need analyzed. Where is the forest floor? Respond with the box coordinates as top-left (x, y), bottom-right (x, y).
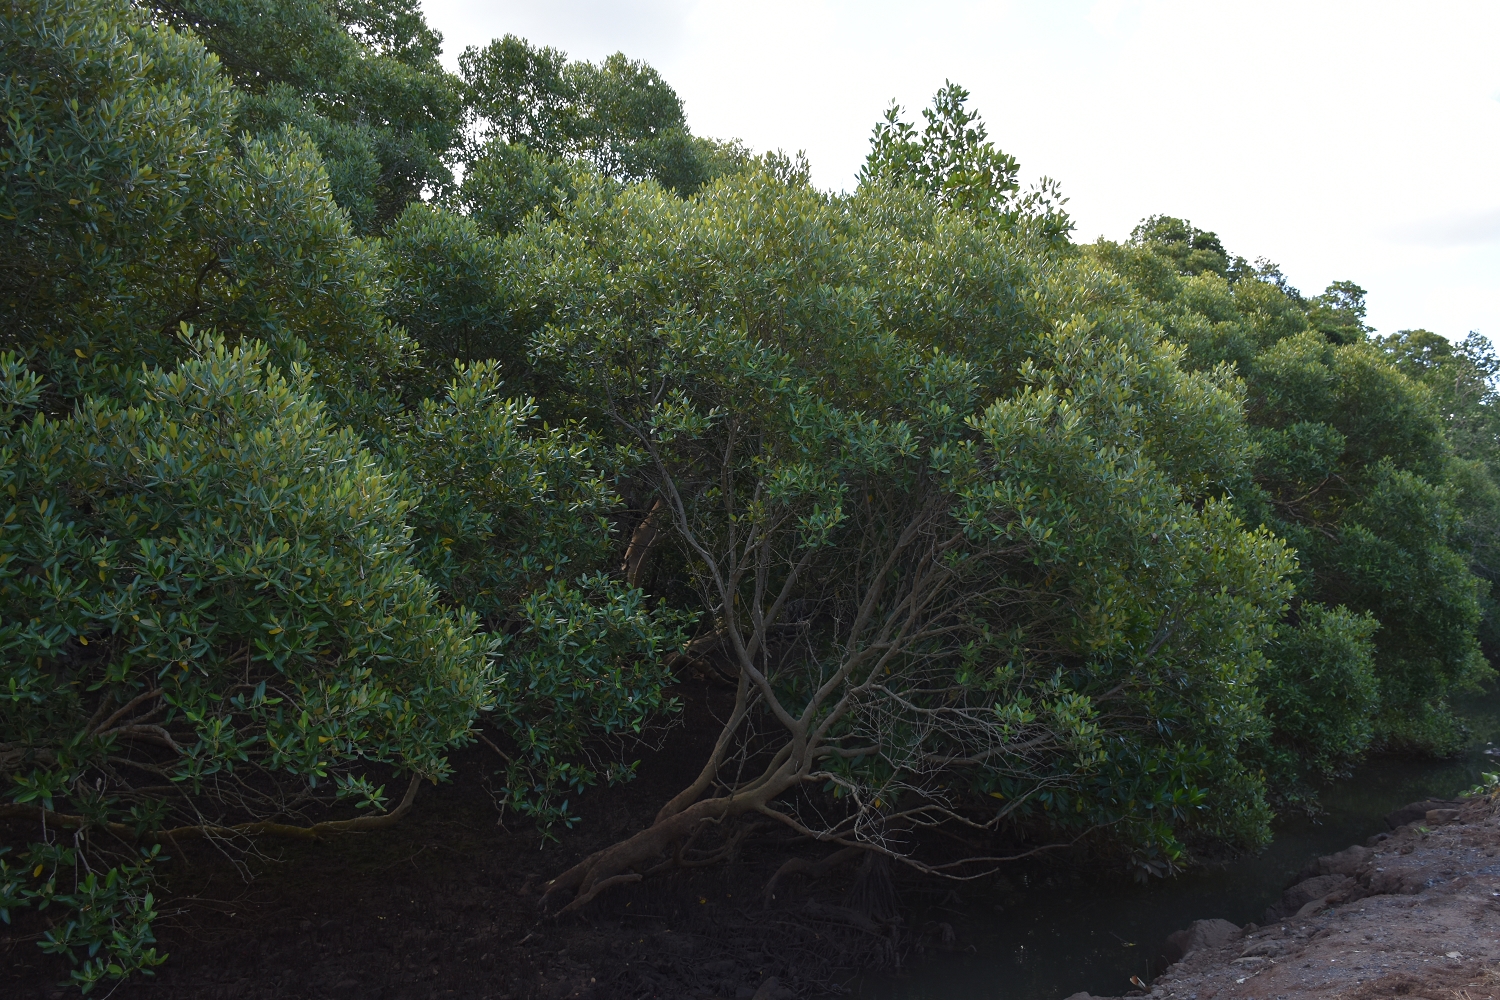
top-left (1, 679), bottom-right (920, 1000)
top-left (1078, 794), bottom-right (1500, 1000)
top-left (8, 680), bottom-right (1500, 1000)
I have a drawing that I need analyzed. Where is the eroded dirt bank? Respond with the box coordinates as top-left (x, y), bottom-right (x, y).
top-left (1075, 794), bottom-right (1500, 1000)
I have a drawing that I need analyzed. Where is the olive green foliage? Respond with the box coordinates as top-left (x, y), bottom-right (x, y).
top-left (513, 160), bottom-right (1294, 877)
top-left (0, 842), bottom-right (165, 989)
top-left (381, 204), bottom-right (524, 375)
top-left (1309, 280), bottom-right (1373, 345)
top-left (460, 34), bottom-right (577, 156)
top-left (862, 81), bottom-right (1070, 238)
top-left (391, 359), bottom-right (613, 624)
top-left (0, 0), bottom-right (416, 427)
top-left (7, 0), bottom-right (1496, 980)
top-left (864, 81), bottom-right (1019, 215)
top-left (385, 359), bottom-right (692, 832)
top-left (491, 576), bottom-right (689, 829)
top-left (456, 33), bottom-right (746, 235)
top-left (456, 139), bottom-right (580, 237)
top-left (1097, 218), bottom-right (1494, 784)
top-left (152, 0), bottom-right (463, 232)
top-left (421, 31), bottom-right (751, 378)
top-left (0, 336), bottom-right (492, 989)
top-left (1, 0), bottom-right (686, 986)
top-left (1127, 215), bottom-right (1245, 279)
top-left (1246, 333), bottom-right (1486, 754)
top-left (1378, 330), bottom-right (1500, 469)
top-left (1, 337), bottom-right (489, 784)
top-left (1377, 329), bottom-right (1500, 654)
top-left (1257, 604), bottom-right (1379, 807)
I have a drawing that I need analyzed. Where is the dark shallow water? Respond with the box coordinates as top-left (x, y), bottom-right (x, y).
top-left (856, 686), bottom-right (1500, 1000)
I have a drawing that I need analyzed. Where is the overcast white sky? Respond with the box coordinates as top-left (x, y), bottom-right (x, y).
top-left (421, 1), bottom-right (1500, 341)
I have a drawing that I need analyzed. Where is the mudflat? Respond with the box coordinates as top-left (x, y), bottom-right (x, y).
top-left (1077, 793), bottom-right (1500, 1000)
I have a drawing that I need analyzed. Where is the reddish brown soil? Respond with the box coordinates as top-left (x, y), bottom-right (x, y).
top-left (1077, 794), bottom-right (1500, 1000)
top-left (0, 681), bottom-right (908, 1000)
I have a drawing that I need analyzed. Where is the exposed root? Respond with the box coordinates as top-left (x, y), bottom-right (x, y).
top-left (561, 872), bottom-right (643, 913)
top-left (0, 774), bottom-right (425, 844)
top-left (544, 788), bottom-right (788, 916)
top-left (764, 845), bottom-right (866, 901)
top-left (544, 807), bottom-right (723, 915)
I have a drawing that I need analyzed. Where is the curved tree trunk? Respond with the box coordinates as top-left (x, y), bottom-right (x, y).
top-left (542, 777), bottom-right (792, 915)
top-left (621, 498), bottom-right (665, 587)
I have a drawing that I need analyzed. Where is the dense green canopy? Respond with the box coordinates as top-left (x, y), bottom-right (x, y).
top-left (3, 0), bottom-right (1496, 989)
top-left (1096, 222), bottom-right (1495, 799)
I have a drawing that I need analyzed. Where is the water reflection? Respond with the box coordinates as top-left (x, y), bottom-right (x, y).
top-left (857, 685), bottom-right (1500, 1000)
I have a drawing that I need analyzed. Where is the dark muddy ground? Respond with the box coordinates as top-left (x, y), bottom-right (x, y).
top-left (1, 680), bottom-right (933, 1000)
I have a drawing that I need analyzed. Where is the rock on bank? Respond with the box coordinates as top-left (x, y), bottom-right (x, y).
top-left (1071, 793), bottom-right (1500, 1000)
